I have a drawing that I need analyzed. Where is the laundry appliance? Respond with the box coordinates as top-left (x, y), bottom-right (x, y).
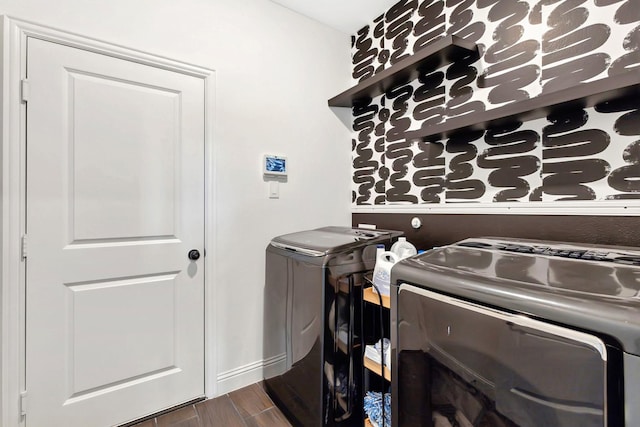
top-left (264, 226), bottom-right (402, 427)
top-left (391, 237), bottom-right (640, 427)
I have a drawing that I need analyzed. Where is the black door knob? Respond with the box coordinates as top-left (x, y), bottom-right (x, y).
top-left (188, 249), bottom-right (201, 261)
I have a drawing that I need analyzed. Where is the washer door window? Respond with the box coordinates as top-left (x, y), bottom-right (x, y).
top-left (396, 284), bottom-right (608, 427)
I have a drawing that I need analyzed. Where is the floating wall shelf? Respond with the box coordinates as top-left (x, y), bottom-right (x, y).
top-left (404, 71), bottom-right (640, 142)
top-left (328, 35), bottom-right (478, 108)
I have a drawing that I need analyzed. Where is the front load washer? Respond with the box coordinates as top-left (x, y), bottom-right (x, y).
top-left (391, 237), bottom-right (640, 427)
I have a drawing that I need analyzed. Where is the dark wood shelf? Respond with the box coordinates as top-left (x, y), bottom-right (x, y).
top-left (405, 71), bottom-right (640, 142)
top-left (328, 35), bottom-right (478, 107)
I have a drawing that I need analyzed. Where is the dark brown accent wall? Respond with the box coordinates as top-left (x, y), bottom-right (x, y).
top-left (352, 213), bottom-right (640, 250)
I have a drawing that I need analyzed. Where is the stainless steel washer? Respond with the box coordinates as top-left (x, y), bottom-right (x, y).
top-left (391, 237), bottom-right (640, 427)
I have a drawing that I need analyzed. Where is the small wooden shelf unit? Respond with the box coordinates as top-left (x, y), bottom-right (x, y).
top-left (364, 355), bottom-right (391, 381)
top-left (363, 286), bottom-right (390, 309)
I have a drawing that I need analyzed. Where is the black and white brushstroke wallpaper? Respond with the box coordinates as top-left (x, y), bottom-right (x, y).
top-left (351, 0), bottom-right (640, 208)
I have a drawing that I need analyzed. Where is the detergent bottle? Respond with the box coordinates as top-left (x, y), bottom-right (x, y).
top-left (372, 245), bottom-right (399, 296)
top-left (390, 237), bottom-right (417, 259)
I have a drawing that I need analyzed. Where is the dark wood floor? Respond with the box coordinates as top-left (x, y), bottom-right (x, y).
top-left (131, 383), bottom-right (292, 427)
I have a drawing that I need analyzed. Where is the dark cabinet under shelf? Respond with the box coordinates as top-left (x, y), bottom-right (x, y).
top-left (328, 35), bottom-right (478, 108)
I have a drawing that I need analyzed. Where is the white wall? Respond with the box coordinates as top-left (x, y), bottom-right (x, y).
top-left (0, 0), bottom-right (352, 395)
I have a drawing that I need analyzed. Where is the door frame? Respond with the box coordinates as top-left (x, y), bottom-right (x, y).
top-left (0, 16), bottom-right (217, 427)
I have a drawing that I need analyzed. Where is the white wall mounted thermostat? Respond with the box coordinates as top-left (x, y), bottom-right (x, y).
top-left (263, 154), bottom-right (287, 177)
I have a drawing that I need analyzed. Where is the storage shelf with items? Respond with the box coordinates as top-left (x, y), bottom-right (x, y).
top-left (360, 238), bottom-right (416, 427)
top-left (362, 282), bottom-right (391, 383)
top-left (361, 273), bottom-right (392, 427)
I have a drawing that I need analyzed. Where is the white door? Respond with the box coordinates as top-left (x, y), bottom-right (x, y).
top-left (25, 37), bottom-right (205, 427)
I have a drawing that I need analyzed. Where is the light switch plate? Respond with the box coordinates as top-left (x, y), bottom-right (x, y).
top-left (269, 181), bottom-right (279, 199)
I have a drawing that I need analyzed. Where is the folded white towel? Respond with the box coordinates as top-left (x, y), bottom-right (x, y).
top-left (365, 338), bottom-right (391, 368)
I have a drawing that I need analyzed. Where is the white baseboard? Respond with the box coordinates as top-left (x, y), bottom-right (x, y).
top-left (216, 353), bottom-right (286, 395)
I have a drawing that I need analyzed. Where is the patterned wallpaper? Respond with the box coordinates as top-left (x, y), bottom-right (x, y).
top-left (350, 0), bottom-right (640, 208)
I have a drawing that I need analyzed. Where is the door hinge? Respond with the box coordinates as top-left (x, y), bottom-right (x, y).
top-left (21, 235), bottom-right (27, 260)
top-left (19, 391), bottom-right (27, 416)
top-left (20, 79), bottom-right (30, 103)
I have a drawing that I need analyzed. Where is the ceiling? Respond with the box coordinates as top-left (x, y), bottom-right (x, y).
top-left (269, 0), bottom-right (398, 34)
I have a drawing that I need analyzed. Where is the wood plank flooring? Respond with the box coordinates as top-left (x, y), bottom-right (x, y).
top-left (131, 383), bottom-right (292, 427)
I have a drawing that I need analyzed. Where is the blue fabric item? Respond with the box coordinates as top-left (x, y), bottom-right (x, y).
top-left (363, 391), bottom-right (391, 427)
